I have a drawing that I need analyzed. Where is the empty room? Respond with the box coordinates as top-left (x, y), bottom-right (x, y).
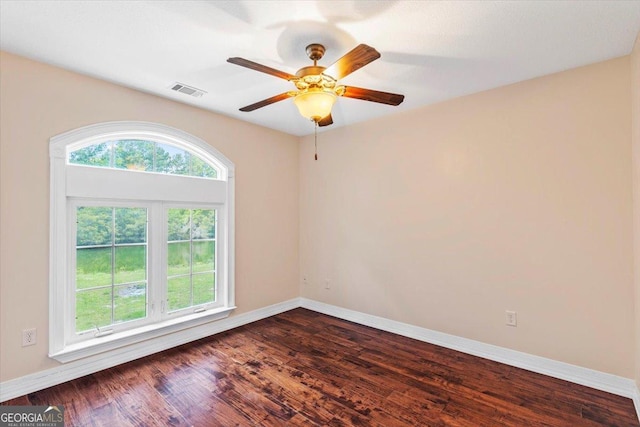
top-left (1, 1), bottom-right (640, 425)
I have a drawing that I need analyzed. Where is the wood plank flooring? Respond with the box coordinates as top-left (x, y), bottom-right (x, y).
top-left (4, 308), bottom-right (639, 426)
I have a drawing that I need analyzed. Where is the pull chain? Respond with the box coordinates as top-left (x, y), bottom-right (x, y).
top-left (314, 120), bottom-right (318, 161)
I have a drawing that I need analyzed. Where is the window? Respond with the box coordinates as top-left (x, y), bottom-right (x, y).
top-left (167, 208), bottom-right (217, 312)
top-left (49, 122), bottom-right (235, 362)
top-left (69, 139), bottom-right (217, 178)
top-left (75, 205), bottom-right (148, 333)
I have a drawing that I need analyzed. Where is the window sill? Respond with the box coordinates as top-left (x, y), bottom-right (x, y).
top-left (49, 306), bottom-right (236, 363)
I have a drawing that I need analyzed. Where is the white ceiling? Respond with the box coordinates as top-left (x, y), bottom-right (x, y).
top-left (1, 1), bottom-right (640, 136)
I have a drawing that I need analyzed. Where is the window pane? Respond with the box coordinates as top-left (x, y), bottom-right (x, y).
top-left (168, 209), bottom-right (190, 241)
top-left (192, 241), bottom-right (214, 273)
top-left (76, 288), bottom-right (112, 332)
top-left (193, 273), bottom-right (215, 306)
top-left (192, 209), bottom-right (215, 239)
top-left (155, 143), bottom-right (190, 175)
top-left (115, 208), bottom-right (147, 244)
top-left (114, 283), bottom-right (146, 323)
top-left (115, 245), bottom-right (146, 284)
top-left (75, 205), bottom-right (148, 333)
top-left (168, 242), bottom-right (190, 276)
top-left (191, 156), bottom-right (218, 179)
top-left (114, 139), bottom-right (154, 171)
top-left (69, 141), bottom-right (112, 167)
top-left (77, 207), bottom-right (112, 246)
top-left (76, 247), bottom-right (112, 289)
top-left (166, 208), bottom-right (216, 312)
top-left (168, 276), bottom-right (191, 311)
top-left (67, 140), bottom-right (218, 179)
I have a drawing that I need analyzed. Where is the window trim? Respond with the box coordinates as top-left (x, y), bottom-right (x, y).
top-left (49, 121), bottom-right (235, 363)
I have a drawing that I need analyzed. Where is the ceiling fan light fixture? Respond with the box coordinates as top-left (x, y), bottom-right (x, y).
top-left (293, 88), bottom-right (336, 122)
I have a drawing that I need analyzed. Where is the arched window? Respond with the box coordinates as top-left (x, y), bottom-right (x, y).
top-left (49, 122), bottom-right (235, 362)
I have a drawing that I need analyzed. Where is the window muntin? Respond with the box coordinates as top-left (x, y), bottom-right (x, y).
top-left (69, 139), bottom-right (218, 179)
top-left (167, 208), bottom-right (217, 313)
top-left (74, 205), bottom-right (149, 334)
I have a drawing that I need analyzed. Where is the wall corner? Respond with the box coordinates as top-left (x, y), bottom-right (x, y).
top-left (631, 30), bottom-right (640, 390)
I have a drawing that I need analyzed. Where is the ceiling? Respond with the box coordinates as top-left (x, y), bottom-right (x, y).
top-left (1, 1), bottom-right (640, 137)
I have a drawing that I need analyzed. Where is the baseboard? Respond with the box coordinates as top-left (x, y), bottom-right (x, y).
top-left (0, 298), bottom-right (300, 402)
top-left (3, 296), bottom-right (639, 423)
top-left (300, 297), bottom-right (640, 419)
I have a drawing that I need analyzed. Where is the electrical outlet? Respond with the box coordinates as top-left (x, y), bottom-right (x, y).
top-left (505, 311), bottom-right (517, 327)
top-left (22, 328), bottom-right (37, 346)
top-left (325, 279), bottom-right (330, 289)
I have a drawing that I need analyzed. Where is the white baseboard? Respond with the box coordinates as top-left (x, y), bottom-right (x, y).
top-left (3, 296), bottom-right (639, 423)
top-left (300, 298), bottom-right (640, 422)
top-left (633, 384), bottom-right (640, 423)
top-left (0, 298), bottom-right (300, 402)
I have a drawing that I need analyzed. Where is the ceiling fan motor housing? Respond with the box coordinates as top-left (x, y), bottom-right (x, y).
top-left (295, 65), bottom-right (327, 78)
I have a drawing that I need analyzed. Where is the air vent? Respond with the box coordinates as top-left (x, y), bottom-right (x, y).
top-left (170, 82), bottom-right (206, 98)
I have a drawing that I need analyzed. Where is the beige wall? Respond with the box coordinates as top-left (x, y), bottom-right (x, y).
top-left (0, 52), bottom-right (300, 381)
top-left (632, 33), bottom-right (640, 388)
top-left (300, 57), bottom-right (635, 377)
top-left (1, 48), bottom-right (636, 385)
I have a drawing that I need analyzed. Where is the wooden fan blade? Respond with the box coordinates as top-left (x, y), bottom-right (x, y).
top-left (227, 57), bottom-right (297, 81)
top-left (324, 44), bottom-right (381, 80)
top-left (342, 86), bottom-right (405, 106)
top-left (318, 114), bottom-right (333, 127)
top-left (239, 92), bottom-right (294, 112)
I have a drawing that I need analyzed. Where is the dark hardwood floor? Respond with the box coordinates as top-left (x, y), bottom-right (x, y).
top-left (4, 308), bottom-right (639, 426)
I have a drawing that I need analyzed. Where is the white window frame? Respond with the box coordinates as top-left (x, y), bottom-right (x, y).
top-left (49, 121), bottom-right (235, 363)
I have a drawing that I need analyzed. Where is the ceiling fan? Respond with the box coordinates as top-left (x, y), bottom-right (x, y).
top-left (227, 43), bottom-right (405, 127)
